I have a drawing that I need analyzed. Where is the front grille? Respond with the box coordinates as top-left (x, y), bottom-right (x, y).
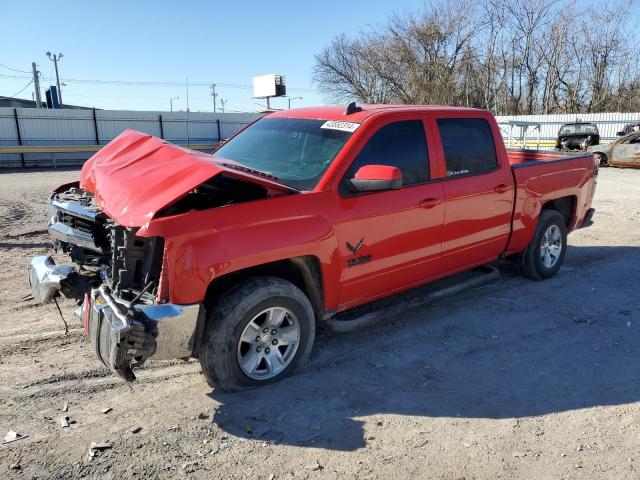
top-left (59, 211), bottom-right (95, 236)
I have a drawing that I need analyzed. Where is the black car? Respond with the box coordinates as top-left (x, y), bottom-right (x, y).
top-left (555, 122), bottom-right (600, 151)
top-left (617, 123), bottom-right (640, 136)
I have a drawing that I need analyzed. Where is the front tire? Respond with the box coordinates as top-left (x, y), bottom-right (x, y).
top-left (519, 210), bottom-right (568, 280)
top-left (200, 276), bottom-right (315, 392)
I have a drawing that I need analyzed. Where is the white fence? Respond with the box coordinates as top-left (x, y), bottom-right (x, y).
top-left (0, 108), bottom-right (263, 168)
top-left (495, 112), bottom-right (640, 149)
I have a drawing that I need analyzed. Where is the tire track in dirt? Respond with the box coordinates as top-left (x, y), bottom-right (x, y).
top-left (14, 362), bottom-right (203, 399)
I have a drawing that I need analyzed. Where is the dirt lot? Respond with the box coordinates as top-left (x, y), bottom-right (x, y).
top-left (1, 167), bottom-right (639, 480)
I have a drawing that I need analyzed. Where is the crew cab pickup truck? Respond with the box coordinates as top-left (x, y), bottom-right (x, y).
top-left (29, 104), bottom-right (597, 391)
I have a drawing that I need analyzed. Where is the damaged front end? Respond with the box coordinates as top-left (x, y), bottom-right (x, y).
top-left (29, 185), bottom-right (202, 381)
top-left (28, 130), bottom-right (296, 381)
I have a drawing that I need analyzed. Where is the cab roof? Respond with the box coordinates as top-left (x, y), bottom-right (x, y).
top-left (268, 104), bottom-right (487, 122)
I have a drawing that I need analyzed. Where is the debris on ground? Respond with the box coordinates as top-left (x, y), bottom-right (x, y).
top-left (101, 407), bottom-right (112, 414)
top-left (9, 463), bottom-right (21, 470)
top-left (60, 416), bottom-right (70, 428)
top-left (89, 442), bottom-right (112, 458)
top-left (4, 430), bottom-right (26, 443)
top-left (130, 426), bottom-right (142, 434)
top-left (62, 401), bottom-right (68, 412)
top-left (305, 462), bottom-right (322, 471)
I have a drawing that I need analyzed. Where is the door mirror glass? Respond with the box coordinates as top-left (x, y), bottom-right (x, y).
top-left (350, 165), bottom-right (402, 192)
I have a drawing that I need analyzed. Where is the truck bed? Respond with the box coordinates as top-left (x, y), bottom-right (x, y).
top-left (504, 148), bottom-right (596, 257)
top-left (507, 148), bottom-right (593, 167)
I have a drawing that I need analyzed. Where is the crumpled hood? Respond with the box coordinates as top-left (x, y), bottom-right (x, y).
top-left (80, 129), bottom-right (294, 227)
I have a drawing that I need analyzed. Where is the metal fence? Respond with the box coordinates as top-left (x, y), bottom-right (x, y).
top-left (0, 108), bottom-right (263, 168)
top-left (495, 112), bottom-right (640, 149)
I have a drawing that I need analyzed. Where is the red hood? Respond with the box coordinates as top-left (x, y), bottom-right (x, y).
top-left (80, 130), bottom-right (295, 227)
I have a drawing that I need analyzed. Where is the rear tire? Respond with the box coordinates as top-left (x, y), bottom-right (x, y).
top-left (200, 276), bottom-right (315, 392)
top-left (519, 210), bottom-right (568, 280)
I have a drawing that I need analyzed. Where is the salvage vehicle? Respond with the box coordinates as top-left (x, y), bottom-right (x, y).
top-left (589, 131), bottom-right (640, 168)
top-left (617, 123), bottom-right (640, 137)
top-left (29, 104), bottom-right (597, 391)
top-left (555, 122), bottom-right (600, 151)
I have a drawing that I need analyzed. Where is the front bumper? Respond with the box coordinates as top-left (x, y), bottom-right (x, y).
top-left (87, 287), bottom-right (203, 380)
top-left (28, 256), bottom-right (75, 304)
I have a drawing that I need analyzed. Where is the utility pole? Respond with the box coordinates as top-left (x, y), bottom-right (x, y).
top-left (210, 84), bottom-right (217, 113)
top-left (32, 62), bottom-right (42, 108)
top-left (220, 99), bottom-right (226, 113)
top-left (45, 51), bottom-right (63, 105)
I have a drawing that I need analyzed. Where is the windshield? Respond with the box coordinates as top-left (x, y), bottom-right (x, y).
top-left (214, 118), bottom-right (354, 190)
top-left (559, 124), bottom-right (598, 135)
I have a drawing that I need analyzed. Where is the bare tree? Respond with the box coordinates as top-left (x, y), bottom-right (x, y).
top-left (313, 0), bottom-right (640, 114)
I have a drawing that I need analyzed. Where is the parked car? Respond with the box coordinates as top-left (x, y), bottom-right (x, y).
top-left (555, 122), bottom-right (600, 151)
top-left (617, 123), bottom-right (640, 136)
top-left (29, 105), bottom-right (597, 391)
top-left (589, 131), bottom-right (640, 168)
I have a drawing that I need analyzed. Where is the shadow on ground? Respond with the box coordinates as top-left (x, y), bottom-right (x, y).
top-left (209, 245), bottom-right (640, 451)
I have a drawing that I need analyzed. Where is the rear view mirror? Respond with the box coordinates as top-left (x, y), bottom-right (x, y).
top-left (350, 165), bottom-right (402, 192)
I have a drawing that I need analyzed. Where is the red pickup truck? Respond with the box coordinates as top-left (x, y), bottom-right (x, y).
top-left (29, 104), bottom-right (596, 391)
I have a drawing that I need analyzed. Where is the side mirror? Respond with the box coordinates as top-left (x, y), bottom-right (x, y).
top-left (350, 165), bottom-right (402, 192)
top-left (617, 131), bottom-right (625, 136)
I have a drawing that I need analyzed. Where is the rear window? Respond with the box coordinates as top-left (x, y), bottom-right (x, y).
top-left (559, 124), bottom-right (598, 135)
top-left (436, 118), bottom-right (498, 177)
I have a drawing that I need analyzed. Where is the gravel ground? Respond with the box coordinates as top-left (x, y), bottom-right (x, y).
top-left (0, 166), bottom-right (639, 480)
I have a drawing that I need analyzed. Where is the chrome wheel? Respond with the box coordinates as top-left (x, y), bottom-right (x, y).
top-left (540, 224), bottom-right (563, 268)
top-left (237, 306), bottom-right (300, 380)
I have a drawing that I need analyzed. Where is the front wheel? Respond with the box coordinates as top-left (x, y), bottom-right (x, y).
top-left (519, 210), bottom-right (568, 280)
top-left (200, 276), bottom-right (315, 392)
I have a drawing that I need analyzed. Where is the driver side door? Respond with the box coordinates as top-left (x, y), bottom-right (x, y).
top-left (333, 117), bottom-right (445, 310)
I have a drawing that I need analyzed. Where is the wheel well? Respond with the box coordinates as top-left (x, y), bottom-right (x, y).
top-left (541, 196), bottom-right (575, 228)
top-left (204, 256), bottom-right (324, 320)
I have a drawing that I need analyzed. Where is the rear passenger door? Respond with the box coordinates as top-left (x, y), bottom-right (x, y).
top-left (435, 116), bottom-right (514, 272)
top-left (334, 117), bottom-right (445, 309)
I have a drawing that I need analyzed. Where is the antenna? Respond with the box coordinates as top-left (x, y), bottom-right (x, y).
top-left (345, 102), bottom-right (362, 115)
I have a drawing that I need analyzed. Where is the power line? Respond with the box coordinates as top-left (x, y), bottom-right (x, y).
top-left (10, 79), bottom-right (33, 97)
top-left (0, 73), bottom-right (315, 92)
top-left (0, 63), bottom-right (31, 74)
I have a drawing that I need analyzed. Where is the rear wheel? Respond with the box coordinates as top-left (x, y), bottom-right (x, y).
top-left (200, 276), bottom-right (315, 392)
top-left (519, 210), bottom-right (568, 280)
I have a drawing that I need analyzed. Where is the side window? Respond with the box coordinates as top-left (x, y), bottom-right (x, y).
top-left (343, 120), bottom-right (429, 191)
top-left (437, 118), bottom-right (498, 177)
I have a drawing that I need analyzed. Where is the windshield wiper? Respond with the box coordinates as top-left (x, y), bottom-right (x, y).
top-left (221, 162), bottom-right (279, 181)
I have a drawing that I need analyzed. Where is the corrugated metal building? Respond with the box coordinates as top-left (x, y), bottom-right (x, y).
top-left (0, 108), bottom-right (263, 167)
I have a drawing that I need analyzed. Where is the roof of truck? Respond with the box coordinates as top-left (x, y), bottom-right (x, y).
top-left (268, 104), bottom-right (487, 122)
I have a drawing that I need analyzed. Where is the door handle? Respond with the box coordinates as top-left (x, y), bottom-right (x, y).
top-left (494, 183), bottom-right (511, 193)
top-left (419, 197), bottom-right (441, 209)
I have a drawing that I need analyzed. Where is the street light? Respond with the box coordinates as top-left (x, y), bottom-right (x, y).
top-left (170, 96), bottom-right (179, 112)
top-left (288, 96), bottom-right (303, 109)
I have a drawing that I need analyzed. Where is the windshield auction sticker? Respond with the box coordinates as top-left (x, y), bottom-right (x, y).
top-left (320, 120), bottom-right (361, 133)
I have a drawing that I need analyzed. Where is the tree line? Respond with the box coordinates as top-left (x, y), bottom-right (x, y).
top-left (313, 0), bottom-right (640, 115)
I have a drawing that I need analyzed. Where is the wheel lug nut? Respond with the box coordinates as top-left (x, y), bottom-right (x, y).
top-left (256, 346), bottom-right (262, 352)
top-left (265, 347), bottom-right (270, 354)
top-left (272, 339), bottom-right (278, 345)
top-left (271, 329), bottom-right (277, 335)
top-left (263, 327), bottom-right (269, 333)
top-left (255, 336), bottom-right (261, 342)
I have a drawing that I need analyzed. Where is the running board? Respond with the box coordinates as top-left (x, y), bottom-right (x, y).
top-left (324, 265), bottom-right (500, 333)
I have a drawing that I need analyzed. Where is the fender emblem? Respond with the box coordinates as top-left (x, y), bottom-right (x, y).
top-left (346, 238), bottom-right (365, 255)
